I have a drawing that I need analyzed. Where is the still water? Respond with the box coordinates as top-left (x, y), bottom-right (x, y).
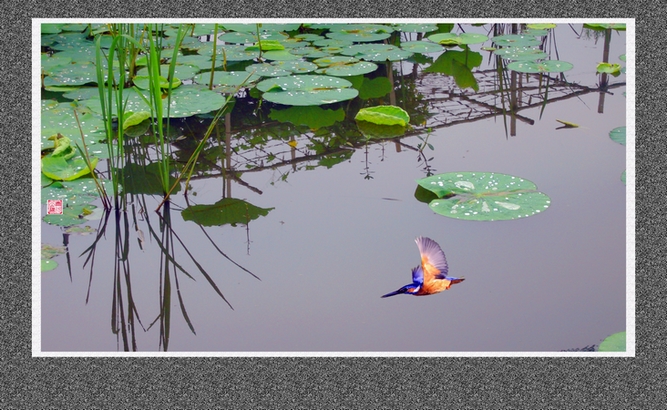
top-left (39, 23), bottom-right (628, 352)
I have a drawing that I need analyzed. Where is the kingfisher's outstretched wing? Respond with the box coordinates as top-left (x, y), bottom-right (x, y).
top-left (415, 236), bottom-right (449, 282)
top-left (411, 265), bottom-right (424, 284)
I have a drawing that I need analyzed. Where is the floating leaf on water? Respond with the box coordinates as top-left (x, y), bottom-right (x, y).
top-left (400, 41), bottom-right (445, 54)
top-left (416, 172), bottom-right (551, 221)
top-left (428, 32), bottom-right (488, 46)
top-left (598, 331), bottom-right (626, 352)
top-left (122, 111), bottom-right (151, 130)
top-left (355, 105), bottom-right (410, 126)
top-left (43, 203), bottom-right (97, 227)
top-left (357, 77), bottom-right (392, 100)
top-left (507, 60), bottom-right (574, 73)
top-left (257, 75), bottom-right (358, 106)
top-left (494, 46), bottom-right (548, 61)
top-left (245, 63), bottom-right (291, 77)
top-left (596, 62), bottom-right (622, 77)
top-left (339, 44), bottom-right (413, 62)
top-left (392, 23), bottom-right (439, 33)
top-left (609, 126), bottom-right (626, 145)
top-left (583, 23), bottom-right (626, 31)
top-left (492, 34), bottom-right (541, 47)
top-left (41, 156), bottom-right (98, 181)
top-left (526, 23), bottom-right (557, 30)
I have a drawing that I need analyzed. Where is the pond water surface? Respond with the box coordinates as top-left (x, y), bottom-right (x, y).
top-left (38, 22), bottom-right (629, 353)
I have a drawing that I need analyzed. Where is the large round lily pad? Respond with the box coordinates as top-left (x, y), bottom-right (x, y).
top-left (257, 75), bottom-right (358, 106)
top-left (416, 172), bottom-right (551, 221)
top-left (609, 126), bottom-right (626, 145)
top-left (598, 331), bottom-right (626, 352)
top-left (340, 44), bottom-right (413, 62)
top-left (492, 34), bottom-right (541, 47)
top-left (507, 60), bottom-right (574, 73)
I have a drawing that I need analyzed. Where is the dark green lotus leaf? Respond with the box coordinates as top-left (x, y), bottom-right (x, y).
top-left (219, 31), bottom-right (259, 43)
top-left (261, 49), bottom-right (301, 61)
top-left (45, 31), bottom-right (91, 51)
top-left (424, 50), bottom-right (481, 91)
top-left (135, 63), bottom-right (200, 80)
top-left (392, 23), bottom-right (439, 33)
top-left (609, 126), bottom-right (626, 145)
top-left (41, 23), bottom-right (63, 35)
top-left (269, 106), bottom-right (345, 129)
top-left (355, 105), bottom-right (410, 126)
top-left (340, 44), bottom-right (413, 62)
top-left (201, 44), bottom-right (260, 61)
top-left (271, 60), bottom-right (319, 74)
top-left (526, 23), bottom-right (556, 30)
top-left (279, 38), bottom-right (312, 49)
top-left (194, 71), bottom-right (261, 87)
top-left (312, 38), bottom-right (354, 48)
top-left (83, 85), bottom-right (229, 118)
top-left (400, 41), bottom-right (445, 54)
top-left (174, 54), bottom-right (214, 70)
top-left (263, 88), bottom-right (359, 106)
top-left (41, 101), bottom-right (106, 149)
top-left (256, 74), bottom-right (353, 93)
top-left (222, 23), bottom-right (301, 33)
top-left (492, 34), bottom-right (541, 47)
top-left (583, 23), bottom-right (626, 31)
top-left (316, 61), bottom-right (378, 77)
top-left (428, 32), bottom-right (488, 46)
top-left (181, 198), bottom-right (274, 227)
top-left (417, 172), bottom-right (551, 221)
top-left (245, 63), bottom-right (292, 77)
top-left (295, 33), bottom-right (325, 42)
top-left (598, 331), bottom-right (626, 352)
top-left (326, 30), bottom-right (391, 43)
top-left (357, 77), bottom-right (392, 99)
top-left (41, 53), bottom-right (72, 72)
top-left (621, 170), bottom-right (626, 184)
top-left (132, 75), bottom-right (182, 90)
top-left (43, 61), bottom-right (99, 87)
top-left (494, 47), bottom-right (548, 61)
top-left (313, 56), bottom-right (359, 67)
top-left (42, 155), bottom-right (98, 181)
top-left (41, 177), bottom-right (106, 207)
top-left (507, 60), bottom-right (574, 73)
top-left (43, 203), bottom-right (97, 227)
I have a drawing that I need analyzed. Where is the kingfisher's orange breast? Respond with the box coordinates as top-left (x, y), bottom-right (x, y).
top-left (416, 279), bottom-right (452, 295)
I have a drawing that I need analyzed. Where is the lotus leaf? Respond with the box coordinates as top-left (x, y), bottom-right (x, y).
top-left (245, 63), bottom-right (292, 77)
top-left (400, 41), bottom-right (445, 54)
top-left (261, 49), bottom-right (301, 61)
top-left (355, 105), bottom-right (410, 126)
top-left (609, 126), bottom-right (626, 145)
top-left (340, 44), bottom-right (413, 62)
top-left (492, 34), bottom-right (541, 47)
top-left (417, 172), bottom-right (551, 221)
top-left (271, 60), bottom-right (319, 74)
top-left (43, 203), bottom-right (97, 227)
top-left (494, 47), bottom-right (548, 61)
top-left (194, 71), bottom-right (261, 87)
top-left (393, 23), bottom-right (439, 33)
top-left (428, 32), bottom-right (488, 46)
top-left (357, 77), bottom-right (392, 99)
top-left (316, 61), bottom-right (378, 77)
top-left (507, 60), bottom-right (574, 73)
top-left (42, 61), bottom-right (99, 87)
top-left (135, 63), bottom-right (200, 81)
top-left (598, 331), bottom-right (626, 352)
top-left (42, 155), bottom-right (98, 181)
top-left (596, 62), bottom-right (622, 77)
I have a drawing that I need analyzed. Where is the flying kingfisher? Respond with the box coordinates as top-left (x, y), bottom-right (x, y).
top-left (381, 236), bottom-right (464, 298)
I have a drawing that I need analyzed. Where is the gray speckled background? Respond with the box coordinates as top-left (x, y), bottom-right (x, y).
top-left (4, 1), bottom-right (658, 407)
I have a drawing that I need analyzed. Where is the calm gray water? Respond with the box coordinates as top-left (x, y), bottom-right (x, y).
top-left (39, 24), bottom-right (628, 352)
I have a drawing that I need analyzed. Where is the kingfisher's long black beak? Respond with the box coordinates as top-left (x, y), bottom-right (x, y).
top-left (381, 287), bottom-right (407, 298)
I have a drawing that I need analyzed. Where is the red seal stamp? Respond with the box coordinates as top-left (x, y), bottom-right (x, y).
top-left (46, 199), bottom-right (63, 215)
